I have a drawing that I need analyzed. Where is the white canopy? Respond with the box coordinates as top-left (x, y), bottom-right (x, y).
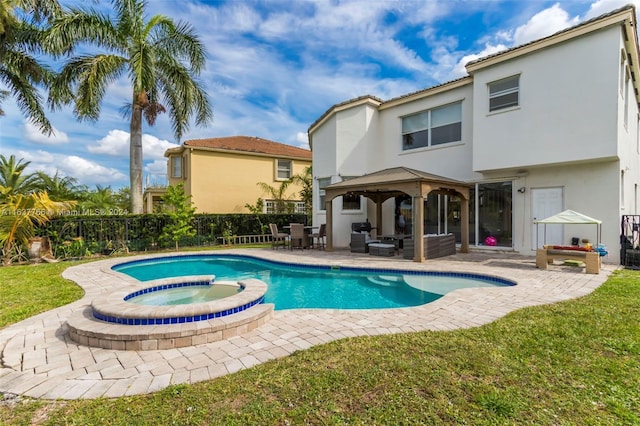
top-left (534, 209), bottom-right (602, 225)
top-left (535, 209), bottom-right (602, 247)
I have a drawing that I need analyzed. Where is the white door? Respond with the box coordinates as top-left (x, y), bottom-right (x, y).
top-left (531, 187), bottom-right (563, 249)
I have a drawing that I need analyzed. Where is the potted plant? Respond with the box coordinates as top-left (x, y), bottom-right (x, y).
top-left (103, 240), bottom-right (115, 255)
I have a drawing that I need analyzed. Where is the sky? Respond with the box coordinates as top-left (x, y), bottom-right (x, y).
top-left (0, 0), bottom-right (637, 190)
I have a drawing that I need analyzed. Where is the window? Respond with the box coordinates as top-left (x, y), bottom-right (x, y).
top-left (317, 177), bottom-right (331, 211)
top-left (276, 159), bottom-right (292, 180)
top-left (476, 181), bottom-right (513, 247)
top-left (339, 177), bottom-right (362, 211)
top-left (488, 75), bottom-right (519, 112)
top-left (265, 200), bottom-right (306, 214)
top-left (624, 67), bottom-right (630, 129)
top-left (171, 156), bottom-right (182, 178)
top-left (620, 50), bottom-right (626, 94)
top-left (402, 102), bottom-right (462, 150)
top-left (342, 193), bottom-right (361, 211)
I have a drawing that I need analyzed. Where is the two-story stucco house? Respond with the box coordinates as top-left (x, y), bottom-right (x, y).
top-left (308, 5), bottom-right (640, 264)
top-left (155, 136), bottom-right (312, 214)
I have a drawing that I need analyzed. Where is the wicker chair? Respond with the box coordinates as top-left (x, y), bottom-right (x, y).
top-left (269, 223), bottom-right (288, 250)
top-left (309, 224), bottom-right (326, 250)
top-left (289, 223), bottom-right (306, 250)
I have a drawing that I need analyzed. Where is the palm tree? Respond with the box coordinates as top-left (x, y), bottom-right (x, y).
top-left (0, 154), bottom-right (38, 199)
top-left (79, 185), bottom-right (118, 211)
top-left (257, 180), bottom-right (297, 214)
top-left (0, 191), bottom-right (74, 265)
top-left (33, 170), bottom-right (85, 201)
top-left (0, 0), bottom-right (62, 134)
top-left (291, 165), bottom-right (312, 216)
top-left (45, 0), bottom-right (213, 214)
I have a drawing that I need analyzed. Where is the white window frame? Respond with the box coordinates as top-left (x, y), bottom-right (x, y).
top-left (401, 101), bottom-right (462, 151)
top-left (317, 177), bottom-right (331, 212)
top-left (170, 156), bottom-right (182, 178)
top-left (276, 159), bottom-right (292, 180)
top-left (339, 176), bottom-right (363, 212)
top-left (264, 199), bottom-right (306, 214)
top-left (488, 75), bottom-right (520, 112)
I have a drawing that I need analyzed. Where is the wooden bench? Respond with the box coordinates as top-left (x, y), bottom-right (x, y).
top-left (536, 245), bottom-right (601, 274)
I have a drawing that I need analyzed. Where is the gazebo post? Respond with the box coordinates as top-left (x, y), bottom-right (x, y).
top-left (326, 199), bottom-right (334, 252)
top-left (460, 190), bottom-right (470, 253)
top-left (413, 195), bottom-right (425, 262)
top-left (375, 199), bottom-right (383, 238)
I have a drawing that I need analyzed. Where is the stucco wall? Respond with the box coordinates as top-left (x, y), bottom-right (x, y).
top-left (512, 161), bottom-right (621, 261)
top-left (377, 83), bottom-right (478, 182)
top-left (472, 26), bottom-right (620, 172)
top-left (188, 150), bottom-right (311, 213)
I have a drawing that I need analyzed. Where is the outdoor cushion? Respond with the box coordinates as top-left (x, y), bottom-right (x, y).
top-left (551, 245), bottom-right (589, 251)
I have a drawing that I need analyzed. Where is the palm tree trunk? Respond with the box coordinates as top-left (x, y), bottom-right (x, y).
top-left (130, 101), bottom-right (144, 214)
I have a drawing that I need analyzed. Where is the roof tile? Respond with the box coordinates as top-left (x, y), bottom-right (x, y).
top-left (184, 136), bottom-right (312, 159)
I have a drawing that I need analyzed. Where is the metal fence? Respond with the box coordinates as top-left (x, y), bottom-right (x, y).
top-left (40, 213), bottom-right (308, 256)
top-left (621, 215), bottom-right (640, 269)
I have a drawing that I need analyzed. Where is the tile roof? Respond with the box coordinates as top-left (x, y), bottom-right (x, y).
top-left (183, 136), bottom-right (312, 159)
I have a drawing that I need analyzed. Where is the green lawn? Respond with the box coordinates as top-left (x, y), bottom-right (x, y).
top-left (1, 261), bottom-right (639, 425)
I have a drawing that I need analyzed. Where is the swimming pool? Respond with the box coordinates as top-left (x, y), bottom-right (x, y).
top-left (113, 254), bottom-right (515, 310)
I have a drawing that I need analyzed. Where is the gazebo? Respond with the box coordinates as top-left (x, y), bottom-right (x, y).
top-left (323, 167), bottom-right (472, 262)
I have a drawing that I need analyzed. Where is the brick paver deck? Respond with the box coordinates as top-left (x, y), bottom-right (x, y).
top-left (0, 248), bottom-right (613, 399)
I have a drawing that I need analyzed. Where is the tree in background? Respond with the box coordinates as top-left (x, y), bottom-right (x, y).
top-left (0, 191), bottom-right (74, 265)
top-left (0, 154), bottom-right (39, 200)
top-left (33, 170), bottom-right (85, 201)
top-left (0, 0), bottom-right (61, 134)
top-left (291, 165), bottom-right (312, 217)
top-left (78, 185), bottom-right (118, 212)
top-left (257, 180), bottom-right (296, 214)
top-left (159, 183), bottom-right (195, 250)
top-left (45, 0), bottom-right (212, 214)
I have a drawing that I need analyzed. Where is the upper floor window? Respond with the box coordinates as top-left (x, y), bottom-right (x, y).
top-left (276, 159), bottom-right (292, 180)
top-left (402, 101), bottom-right (462, 151)
top-left (317, 177), bottom-right (331, 211)
top-left (170, 156), bottom-right (182, 178)
top-left (488, 75), bottom-right (519, 112)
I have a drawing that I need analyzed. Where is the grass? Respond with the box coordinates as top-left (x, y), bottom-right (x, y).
top-left (0, 261), bottom-right (85, 328)
top-left (1, 260), bottom-right (639, 425)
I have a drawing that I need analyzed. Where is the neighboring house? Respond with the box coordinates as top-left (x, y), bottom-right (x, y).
top-left (308, 5), bottom-right (640, 264)
top-left (150, 136), bottom-right (312, 213)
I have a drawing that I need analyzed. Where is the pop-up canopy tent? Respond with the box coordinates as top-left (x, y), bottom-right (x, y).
top-left (534, 209), bottom-right (602, 247)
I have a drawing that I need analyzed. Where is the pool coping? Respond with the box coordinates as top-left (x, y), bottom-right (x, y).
top-left (0, 248), bottom-right (615, 400)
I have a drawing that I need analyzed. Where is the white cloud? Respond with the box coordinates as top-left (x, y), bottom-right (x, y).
top-left (450, 43), bottom-right (510, 78)
top-left (295, 132), bottom-right (310, 149)
top-left (14, 149), bottom-right (126, 185)
top-left (88, 129), bottom-right (178, 160)
top-left (144, 159), bottom-right (168, 175)
top-left (585, 0), bottom-right (639, 19)
top-left (65, 156), bottom-right (127, 183)
top-left (24, 121), bottom-right (69, 145)
top-left (447, 3), bottom-right (583, 80)
top-left (512, 4), bottom-right (580, 45)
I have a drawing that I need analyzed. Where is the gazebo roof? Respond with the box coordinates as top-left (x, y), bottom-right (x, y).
top-left (325, 167), bottom-right (470, 200)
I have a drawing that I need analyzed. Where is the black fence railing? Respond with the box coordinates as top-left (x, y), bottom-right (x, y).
top-left (39, 213), bottom-right (308, 257)
top-left (621, 215), bottom-right (640, 269)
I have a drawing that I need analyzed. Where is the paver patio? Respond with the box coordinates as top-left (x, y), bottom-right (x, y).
top-left (0, 248), bottom-right (614, 399)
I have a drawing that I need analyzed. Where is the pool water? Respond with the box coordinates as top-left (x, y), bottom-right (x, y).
top-left (113, 254), bottom-right (513, 310)
top-left (127, 284), bottom-right (242, 306)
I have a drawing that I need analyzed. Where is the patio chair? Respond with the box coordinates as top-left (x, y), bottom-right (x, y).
top-left (309, 223), bottom-right (326, 250)
top-left (269, 223), bottom-right (288, 250)
top-left (289, 223), bottom-right (305, 250)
